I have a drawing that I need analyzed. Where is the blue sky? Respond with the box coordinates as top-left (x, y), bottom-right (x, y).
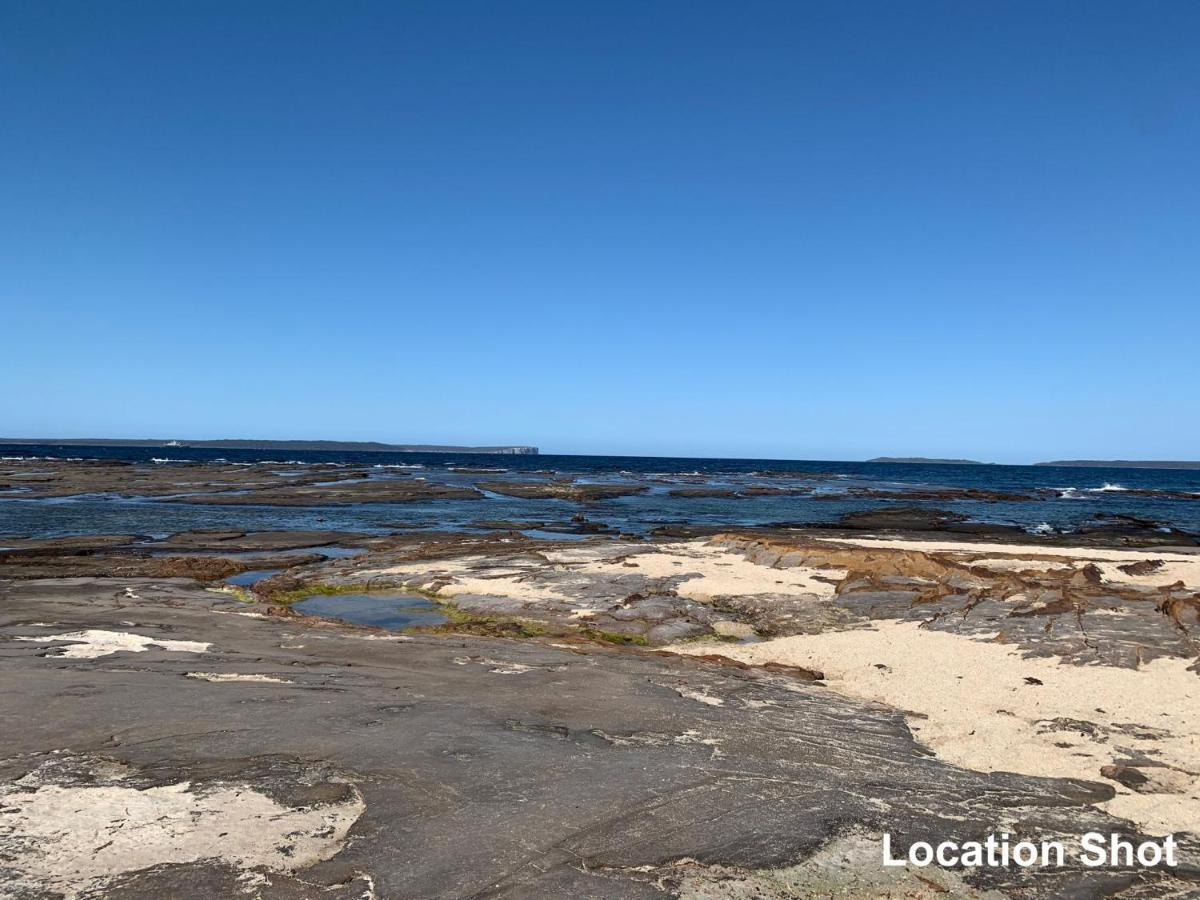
top-left (2, 1), bottom-right (1197, 462)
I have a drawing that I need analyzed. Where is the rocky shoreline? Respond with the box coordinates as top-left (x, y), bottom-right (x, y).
top-left (2, 517), bottom-right (1200, 897)
top-left (5, 458), bottom-right (1199, 511)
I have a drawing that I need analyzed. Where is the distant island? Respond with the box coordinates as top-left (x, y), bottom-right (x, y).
top-left (0, 438), bottom-right (538, 455)
top-left (867, 457), bottom-right (989, 465)
top-left (1035, 460), bottom-right (1200, 470)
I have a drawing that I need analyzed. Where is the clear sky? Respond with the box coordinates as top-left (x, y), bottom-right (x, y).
top-left (2, 1), bottom-right (1197, 462)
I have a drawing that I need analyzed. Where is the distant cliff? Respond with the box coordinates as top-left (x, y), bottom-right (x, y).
top-left (0, 438), bottom-right (538, 455)
top-left (1036, 460), bottom-right (1200, 470)
top-left (867, 457), bottom-right (988, 465)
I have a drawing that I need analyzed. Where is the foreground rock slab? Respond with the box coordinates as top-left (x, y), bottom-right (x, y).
top-left (2, 576), bottom-right (1199, 897)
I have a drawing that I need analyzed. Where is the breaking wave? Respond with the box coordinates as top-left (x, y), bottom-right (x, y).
top-left (1055, 488), bottom-right (1085, 499)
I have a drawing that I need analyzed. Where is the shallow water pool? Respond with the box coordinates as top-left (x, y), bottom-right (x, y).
top-left (223, 568), bottom-right (284, 586)
top-left (291, 592), bottom-right (448, 630)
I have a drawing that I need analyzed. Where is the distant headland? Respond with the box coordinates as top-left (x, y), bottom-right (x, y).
top-left (0, 438), bottom-right (538, 455)
top-left (866, 457), bottom-right (989, 465)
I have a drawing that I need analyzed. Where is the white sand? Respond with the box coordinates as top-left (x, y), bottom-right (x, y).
top-left (185, 672), bottom-right (291, 684)
top-left (566, 541), bottom-right (844, 602)
top-left (370, 556), bottom-right (580, 604)
top-left (677, 831), bottom-right (1002, 899)
top-left (0, 773), bottom-right (364, 899)
top-left (676, 686), bottom-right (725, 707)
top-left (14, 630), bottom-right (211, 659)
top-left (671, 622), bottom-right (1200, 836)
top-left (367, 541), bottom-right (843, 611)
top-left (348, 633), bottom-right (412, 641)
top-left (451, 655), bottom-right (560, 675)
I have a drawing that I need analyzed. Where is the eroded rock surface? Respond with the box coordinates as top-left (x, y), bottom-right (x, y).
top-left (0, 458), bottom-right (369, 500)
top-left (1, 576), bottom-right (1197, 897)
top-left (247, 529), bottom-right (1200, 843)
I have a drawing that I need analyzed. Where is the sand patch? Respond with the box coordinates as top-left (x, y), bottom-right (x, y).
top-left (0, 768), bottom-right (364, 898)
top-left (676, 686), bottom-right (725, 707)
top-left (14, 629), bottom-right (211, 659)
top-left (367, 556), bottom-right (579, 605)
top-left (966, 557), bottom-right (1075, 574)
top-left (185, 672), bottom-right (292, 684)
top-left (674, 831), bottom-right (1002, 899)
top-left (364, 542), bottom-right (842, 610)
top-left (369, 540), bottom-right (849, 609)
top-left (670, 622), bottom-right (1200, 836)
top-left (452, 656), bottom-right (560, 675)
top-left (436, 575), bottom-right (578, 604)
top-left (567, 542), bottom-right (844, 602)
top-left (348, 633), bottom-right (412, 641)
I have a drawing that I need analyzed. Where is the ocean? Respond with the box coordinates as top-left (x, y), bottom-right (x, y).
top-left (2, 443), bottom-right (1199, 540)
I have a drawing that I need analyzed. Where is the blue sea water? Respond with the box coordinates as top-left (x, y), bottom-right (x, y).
top-left (2, 444), bottom-right (1199, 540)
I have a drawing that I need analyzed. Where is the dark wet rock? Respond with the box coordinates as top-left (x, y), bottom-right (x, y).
top-left (668, 487), bottom-right (739, 498)
top-left (803, 506), bottom-right (1028, 536)
top-left (149, 530), bottom-right (368, 552)
top-left (0, 457), bottom-right (497, 506)
top-left (770, 508), bottom-right (1198, 549)
top-left (750, 470), bottom-right (839, 479)
top-left (0, 534), bottom-right (149, 556)
top-left (1100, 765), bottom-right (1152, 791)
top-left (649, 524), bottom-right (729, 539)
top-left (0, 550), bottom-right (326, 581)
top-left (1119, 559), bottom-right (1166, 576)
top-left (1074, 514), bottom-right (1198, 547)
top-left (836, 589), bottom-right (924, 618)
top-left (539, 520), bottom-right (613, 534)
top-left (736, 486), bottom-right (812, 497)
top-left (169, 479), bottom-right (483, 506)
top-left (476, 480), bottom-right (648, 501)
top-left (668, 485), bottom-right (812, 499)
top-left (0, 528), bottom-right (377, 582)
top-left (710, 591), bottom-right (856, 636)
top-left (445, 593), bottom-right (531, 617)
top-left (644, 621), bottom-right (709, 643)
top-left (1091, 488), bottom-right (1200, 501)
top-left (879, 486), bottom-right (1040, 502)
top-left (805, 487), bottom-right (1041, 502)
top-left (1160, 596), bottom-right (1200, 630)
top-left (0, 457), bottom-right (370, 499)
top-left (834, 506), bottom-right (971, 531)
top-left (469, 520), bottom-right (548, 531)
top-left (470, 517), bottom-right (617, 536)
